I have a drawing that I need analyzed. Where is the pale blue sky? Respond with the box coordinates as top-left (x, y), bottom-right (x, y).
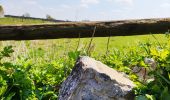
top-left (0, 0), bottom-right (170, 21)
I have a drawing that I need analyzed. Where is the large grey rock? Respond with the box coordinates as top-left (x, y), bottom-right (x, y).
top-left (59, 56), bottom-right (135, 100)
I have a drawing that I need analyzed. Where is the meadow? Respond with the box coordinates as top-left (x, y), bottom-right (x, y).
top-left (0, 17), bottom-right (170, 100)
top-left (0, 17), bottom-right (54, 25)
top-left (0, 34), bottom-right (167, 59)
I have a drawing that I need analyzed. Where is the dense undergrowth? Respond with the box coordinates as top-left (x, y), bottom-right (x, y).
top-left (0, 34), bottom-right (170, 100)
top-left (101, 40), bottom-right (170, 100)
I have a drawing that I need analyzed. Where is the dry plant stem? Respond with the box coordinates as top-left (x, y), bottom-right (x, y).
top-left (143, 68), bottom-right (147, 82)
top-left (83, 42), bottom-right (88, 54)
top-left (87, 26), bottom-right (97, 56)
top-left (106, 35), bottom-right (111, 55)
top-left (76, 33), bottom-right (81, 51)
top-left (151, 34), bottom-right (163, 48)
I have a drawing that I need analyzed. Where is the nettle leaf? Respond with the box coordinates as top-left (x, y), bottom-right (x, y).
top-left (5, 92), bottom-right (16, 100)
top-left (160, 50), bottom-right (169, 60)
top-left (0, 76), bottom-right (7, 96)
top-left (68, 51), bottom-right (80, 60)
top-left (138, 60), bottom-right (147, 68)
top-left (145, 94), bottom-right (156, 100)
top-left (135, 94), bottom-right (156, 100)
top-left (135, 95), bottom-right (147, 100)
top-left (151, 84), bottom-right (161, 94)
top-left (150, 48), bottom-right (159, 56)
top-left (42, 91), bottom-right (57, 100)
top-left (160, 87), bottom-right (170, 100)
top-left (1, 46), bottom-right (14, 57)
top-left (2, 62), bottom-right (14, 69)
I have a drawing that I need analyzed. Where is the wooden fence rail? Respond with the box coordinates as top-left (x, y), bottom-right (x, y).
top-left (0, 18), bottom-right (170, 40)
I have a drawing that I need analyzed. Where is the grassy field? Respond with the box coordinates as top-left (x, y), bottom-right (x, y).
top-left (2, 16), bottom-right (168, 62)
top-left (0, 34), bottom-right (167, 62)
top-left (0, 17), bottom-right (54, 25)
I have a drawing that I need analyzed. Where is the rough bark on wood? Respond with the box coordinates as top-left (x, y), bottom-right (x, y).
top-left (0, 18), bottom-right (170, 40)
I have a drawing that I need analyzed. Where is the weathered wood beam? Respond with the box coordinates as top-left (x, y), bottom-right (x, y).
top-left (0, 18), bottom-right (170, 40)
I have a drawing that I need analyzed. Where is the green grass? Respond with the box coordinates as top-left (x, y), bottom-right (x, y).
top-left (0, 17), bottom-right (55, 25)
top-left (0, 17), bottom-right (168, 63)
top-left (0, 17), bottom-right (167, 55)
top-left (0, 34), bottom-right (167, 62)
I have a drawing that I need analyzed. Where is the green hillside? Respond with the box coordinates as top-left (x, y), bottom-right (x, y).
top-left (0, 17), bottom-right (55, 25)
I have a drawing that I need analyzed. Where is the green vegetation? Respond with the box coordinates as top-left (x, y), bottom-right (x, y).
top-left (0, 45), bottom-right (74, 99)
top-left (0, 16), bottom-right (169, 99)
top-left (0, 34), bottom-right (167, 58)
top-left (101, 35), bottom-right (170, 100)
top-left (0, 17), bottom-right (55, 25)
top-left (0, 33), bottom-right (170, 99)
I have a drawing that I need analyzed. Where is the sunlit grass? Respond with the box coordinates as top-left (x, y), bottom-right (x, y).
top-left (0, 17), bottom-right (54, 25)
top-left (0, 34), bottom-right (167, 62)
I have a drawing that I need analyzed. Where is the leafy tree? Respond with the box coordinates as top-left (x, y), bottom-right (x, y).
top-left (22, 13), bottom-right (30, 17)
top-left (46, 14), bottom-right (55, 20)
top-left (0, 5), bottom-right (4, 17)
top-left (21, 13), bottom-right (30, 22)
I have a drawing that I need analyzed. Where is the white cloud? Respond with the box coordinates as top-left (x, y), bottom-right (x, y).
top-left (81, 0), bottom-right (99, 4)
top-left (160, 3), bottom-right (170, 8)
top-left (107, 0), bottom-right (134, 5)
top-left (23, 0), bottom-right (37, 5)
top-left (112, 9), bottom-right (123, 13)
top-left (99, 11), bottom-right (107, 15)
top-left (80, 0), bottom-right (100, 8)
top-left (117, 0), bottom-right (133, 4)
top-left (60, 4), bottom-right (71, 9)
top-left (80, 4), bottom-right (89, 8)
